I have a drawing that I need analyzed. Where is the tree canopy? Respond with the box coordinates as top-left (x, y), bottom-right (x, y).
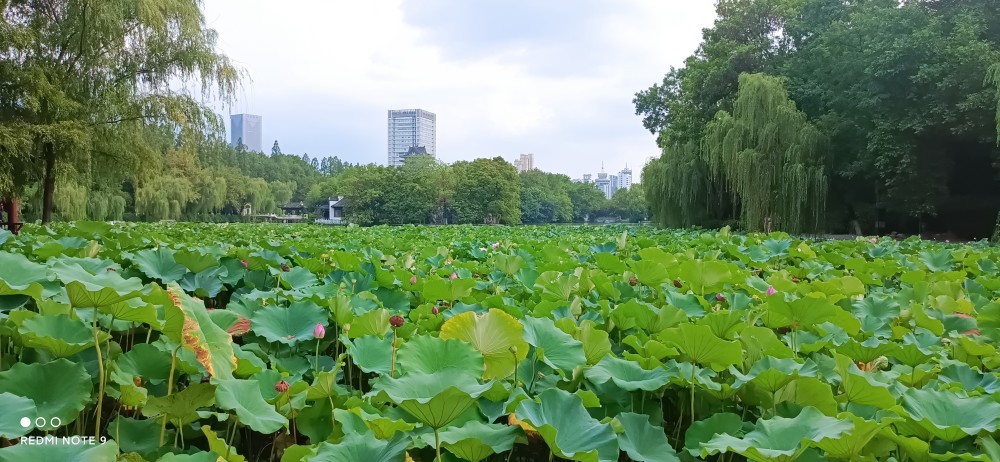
top-left (637, 0), bottom-right (1000, 238)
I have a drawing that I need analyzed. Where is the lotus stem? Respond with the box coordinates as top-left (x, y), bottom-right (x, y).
top-left (92, 311), bottom-right (106, 440)
top-left (314, 339), bottom-right (321, 374)
top-left (160, 346), bottom-right (179, 447)
top-left (390, 327), bottom-right (398, 378)
top-left (225, 415), bottom-right (239, 460)
top-left (435, 427), bottom-right (443, 462)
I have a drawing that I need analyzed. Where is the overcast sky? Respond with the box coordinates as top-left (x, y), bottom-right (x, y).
top-left (201, 1), bottom-right (718, 179)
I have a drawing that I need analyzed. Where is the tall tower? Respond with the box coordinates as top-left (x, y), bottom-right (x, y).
top-left (514, 153), bottom-right (534, 173)
top-left (230, 114), bottom-right (263, 152)
top-left (618, 167), bottom-right (633, 190)
top-left (388, 109), bottom-right (437, 166)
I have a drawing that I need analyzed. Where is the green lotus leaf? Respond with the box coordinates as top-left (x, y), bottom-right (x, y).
top-left (763, 294), bottom-right (840, 330)
top-left (345, 335), bottom-right (394, 375)
top-left (700, 407), bottom-right (852, 462)
top-left (251, 300), bottom-right (328, 345)
top-left (132, 247), bottom-right (188, 283)
top-left (574, 320), bottom-right (612, 365)
top-left (901, 388), bottom-right (1000, 442)
top-left (172, 248), bottom-right (220, 273)
top-left (659, 323), bottom-right (742, 371)
top-left (157, 452), bottom-right (223, 462)
top-left (19, 314), bottom-right (109, 357)
top-left (0, 392), bottom-right (36, 438)
top-left (814, 414), bottom-right (899, 461)
top-left (833, 353), bottom-right (897, 409)
top-left (737, 326), bottom-right (795, 366)
top-left (370, 371), bottom-right (494, 428)
top-left (202, 425), bottom-right (245, 462)
top-left (522, 316), bottom-right (586, 373)
top-left (585, 355), bottom-right (671, 391)
top-left (0, 252), bottom-right (47, 300)
top-left (937, 363), bottom-right (1000, 394)
top-left (514, 388), bottom-right (618, 462)
top-left (0, 359), bottom-right (92, 430)
top-left (214, 379), bottom-right (287, 434)
top-left (98, 297), bottom-right (161, 326)
top-left (111, 343), bottom-right (173, 387)
top-left (684, 413), bottom-right (745, 456)
top-left (616, 412), bottom-right (680, 462)
top-left (677, 260), bottom-right (734, 295)
top-left (309, 432), bottom-right (409, 462)
top-left (178, 266), bottom-right (228, 298)
top-left (429, 421), bottom-right (520, 462)
top-left (51, 261), bottom-right (144, 307)
top-left (346, 308), bottom-right (390, 338)
top-left (398, 334), bottom-right (484, 376)
top-left (732, 356), bottom-right (819, 393)
top-left (440, 309), bottom-right (529, 379)
top-left (280, 266), bottom-right (319, 290)
top-left (160, 285), bottom-right (236, 380)
top-left (920, 249), bottom-right (954, 272)
top-left (771, 376), bottom-right (839, 416)
top-left (629, 260), bottom-right (669, 286)
top-left (345, 407), bottom-right (416, 439)
top-left (0, 440), bottom-right (118, 462)
top-left (109, 416), bottom-right (173, 457)
top-left (143, 382), bottom-right (216, 425)
top-left (697, 310), bottom-right (746, 339)
top-left (423, 276), bottom-right (477, 303)
top-left (837, 337), bottom-right (902, 364)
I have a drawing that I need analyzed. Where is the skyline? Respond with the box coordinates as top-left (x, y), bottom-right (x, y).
top-left (204, 1), bottom-right (718, 178)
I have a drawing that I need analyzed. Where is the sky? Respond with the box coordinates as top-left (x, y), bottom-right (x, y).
top-left (200, 0), bottom-right (718, 180)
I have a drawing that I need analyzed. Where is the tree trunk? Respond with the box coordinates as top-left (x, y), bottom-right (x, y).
top-left (41, 142), bottom-right (56, 224)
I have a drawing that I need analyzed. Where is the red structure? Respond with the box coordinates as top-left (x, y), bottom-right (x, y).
top-left (1, 198), bottom-right (22, 235)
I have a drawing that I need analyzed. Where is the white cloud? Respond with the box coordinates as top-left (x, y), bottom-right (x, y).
top-left (201, 0), bottom-right (717, 177)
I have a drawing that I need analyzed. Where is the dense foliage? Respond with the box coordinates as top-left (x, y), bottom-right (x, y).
top-left (1, 223), bottom-right (999, 461)
top-left (637, 0), bottom-right (1000, 238)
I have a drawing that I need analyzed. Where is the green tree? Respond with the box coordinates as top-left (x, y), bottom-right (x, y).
top-left (452, 157), bottom-right (521, 224)
top-left (519, 170), bottom-right (573, 224)
top-left (1, 0), bottom-right (242, 223)
top-left (608, 185), bottom-right (648, 222)
top-left (272, 140), bottom-right (281, 156)
top-left (568, 182), bottom-right (607, 222)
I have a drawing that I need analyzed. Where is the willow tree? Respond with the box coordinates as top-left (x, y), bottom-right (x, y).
top-left (643, 141), bottom-right (710, 228)
top-left (702, 73), bottom-right (828, 233)
top-left (1, 0), bottom-right (241, 223)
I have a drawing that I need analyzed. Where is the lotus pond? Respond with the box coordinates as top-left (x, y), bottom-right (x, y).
top-left (0, 223), bottom-right (999, 461)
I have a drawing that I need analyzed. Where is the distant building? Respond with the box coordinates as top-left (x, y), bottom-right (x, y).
top-left (315, 196), bottom-right (348, 225)
top-left (280, 201), bottom-right (306, 216)
top-left (388, 109), bottom-right (436, 166)
top-left (230, 114), bottom-right (263, 152)
top-left (618, 167), bottom-right (633, 190)
top-left (514, 153), bottom-right (534, 173)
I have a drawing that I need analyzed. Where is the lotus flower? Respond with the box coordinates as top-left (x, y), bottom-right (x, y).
top-left (390, 315), bottom-right (405, 328)
top-left (766, 286), bottom-right (777, 296)
top-left (240, 259), bottom-right (248, 268)
top-left (870, 237), bottom-right (878, 243)
top-left (432, 306), bottom-right (439, 315)
top-left (450, 272), bottom-right (458, 280)
top-left (491, 242), bottom-right (499, 249)
top-left (410, 275), bottom-right (418, 285)
top-left (274, 380), bottom-right (290, 393)
top-left (313, 323), bottom-right (326, 339)
top-left (716, 293), bottom-right (725, 302)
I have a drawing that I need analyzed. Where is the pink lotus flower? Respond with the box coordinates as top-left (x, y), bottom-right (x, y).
top-left (432, 306), bottom-right (439, 315)
top-left (964, 329), bottom-right (981, 336)
top-left (313, 323), bottom-right (326, 339)
top-left (410, 275), bottom-right (417, 285)
top-left (450, 272), bottom-right (458, 280)
top-left (870, 237), bottom-right (877, 244)
top-left (766, 286), bottom-right (777, 296)
top-left (274, 380), bottom-right (289, 393)
top-left (240, 259), bottom-right (248, 268)
top-left (491, 242), bottom-right (499, 249)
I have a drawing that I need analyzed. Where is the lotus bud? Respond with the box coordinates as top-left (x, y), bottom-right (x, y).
top-left (509, 346), bottom-right (517, 354)
top-left (628, 276), bottom-right (638, 286)
top-left (313, 323), bottom-right (326, 339)
top-left (240, 259), bottom-right (248, 268)
top-left (716, 293), bottom-right (725, 302)
top-left (673, 279), bottom-right (682, 288)
top-left (432, 306), bottom-right (439, 315)
top-left (410, 275), bottom-right (418, 285)
top-left (390, 315), bottom-right (405, 328)
top-left (281, 263), bottom-right (290, 272)
top-left (766, 286), bottom-right (777, 296)
top-left (343, 323), bottom-right (351, 333)
top-left (450, 272), bottom-right (458, 280)
top-left (274, 380), bottom-right (290, 393)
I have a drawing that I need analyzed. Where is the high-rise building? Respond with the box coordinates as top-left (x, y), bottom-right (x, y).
top-left (514, 153), bottom-right (534, 173)
top-left (618, 167), bottom-right (633, 190)
top-left (388, 109), bottom-right (436, 166)
top-left (230, 114), bottom-right (263, 153)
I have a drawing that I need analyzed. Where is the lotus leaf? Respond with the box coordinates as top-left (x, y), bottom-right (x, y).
top-left (308, 433), bottom-right (409, 462)
top-left (0, 440), bottom-right (119, 462)
top-left (214, 379), bottom-right (287, 434)
top-left (585, 355), bottom-right (671, 391)
top-left (0, 392), bottom-right (36, 438)
top-left (901, 387), bottom-right (1000, 442)
top-left (370, 371), bottom-right (494, 428)
top-left (251, 300), bottom-right (328, 346)
top-left (440, 309), bottom-right (529, 379)
top-left (700, 407), bottom-right (853, 461)
top-left (521, 316), bottom-right (586, 373)
top-left (0, 359), bottom-right (92, 430)
top-left (397, 334), bottom-right (484, 376)
top-left (616, 412), bottom-right (680, 462)
top-left (19, 314), bottom-right (109, 357)
top-left (514, 388), bottom-right (618, 462)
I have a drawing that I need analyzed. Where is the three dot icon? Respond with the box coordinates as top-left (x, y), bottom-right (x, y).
top-left (19, 417), bottom-right (31, 428)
